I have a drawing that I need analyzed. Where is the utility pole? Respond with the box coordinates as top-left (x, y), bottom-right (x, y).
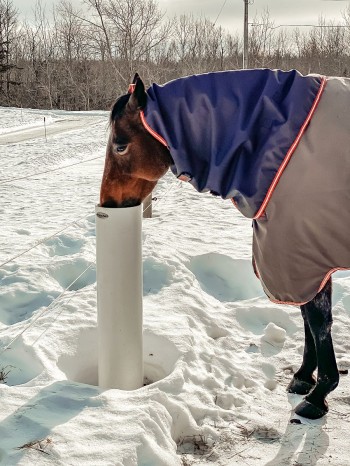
top-left (243, 0), bottom-right (251, 69)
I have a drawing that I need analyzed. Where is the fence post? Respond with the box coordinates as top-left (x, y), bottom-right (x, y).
top-left (95, 204), bottom-right (143, 390)
top-left (44, 117), bottom-right (47, 142)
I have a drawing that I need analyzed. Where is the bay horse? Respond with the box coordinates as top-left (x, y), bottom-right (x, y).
top-left (100, 70), bottom-right (350, 419)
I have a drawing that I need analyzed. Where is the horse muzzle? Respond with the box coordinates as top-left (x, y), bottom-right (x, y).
top-left (101, 198), bottom-right (141, 208)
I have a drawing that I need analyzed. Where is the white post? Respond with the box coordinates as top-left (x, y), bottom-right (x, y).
top-left (95, 204), bottom-right (143, 390)
top-left (243, 0), bottom-right (249, 69)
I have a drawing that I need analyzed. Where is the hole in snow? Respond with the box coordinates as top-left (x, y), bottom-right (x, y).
top-left (143, 257), bottom-right (175, 295)
top-left (143, 331), bottom-right (180, 384)
top-left (57, 328), bottom-right (180, 387)
top-left (0, 288), bottom-right (54, 325)
top-left (207, 326), bottom-right (230, 340)
top-left (188, 253), bottom-right (263, 302)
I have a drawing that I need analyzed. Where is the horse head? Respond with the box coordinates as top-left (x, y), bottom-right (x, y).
top-left (100, 74), bottom-right (173, 208)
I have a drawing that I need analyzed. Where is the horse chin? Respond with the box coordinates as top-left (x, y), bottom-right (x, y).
top-left (101, 198), bottom-right (141, 208)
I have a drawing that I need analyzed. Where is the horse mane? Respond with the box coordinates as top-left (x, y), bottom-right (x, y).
top-left (110, 94), bottom-right (130, 123)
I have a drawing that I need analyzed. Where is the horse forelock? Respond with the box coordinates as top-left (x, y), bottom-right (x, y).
top-left (110, 94), bottom-right (130, 123)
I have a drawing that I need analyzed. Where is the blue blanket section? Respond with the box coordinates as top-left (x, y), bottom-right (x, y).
top-left (144, 69), bottom-right (322, 218)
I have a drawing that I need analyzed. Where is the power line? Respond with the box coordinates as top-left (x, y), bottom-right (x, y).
top-left (250, 23), bottom-right (349, 29)
top-left (213, 0), bottom-right (228, 27)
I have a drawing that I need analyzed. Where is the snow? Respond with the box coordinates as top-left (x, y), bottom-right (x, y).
top-left (1, 106), bottom-right (350, 465)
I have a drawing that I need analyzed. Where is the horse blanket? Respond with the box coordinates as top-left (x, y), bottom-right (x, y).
top-left (141, 69), bottom-right (350, 304)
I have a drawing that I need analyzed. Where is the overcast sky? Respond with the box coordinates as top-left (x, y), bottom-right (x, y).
top-left (12, 0), bottom-right (350, 34)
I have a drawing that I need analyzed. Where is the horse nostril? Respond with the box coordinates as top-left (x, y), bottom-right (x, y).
top-left (120, 199), bottom-right (141, 208)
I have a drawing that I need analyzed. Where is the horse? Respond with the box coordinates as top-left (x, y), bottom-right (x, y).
top-left (100, 70), bottom-right (350, 419)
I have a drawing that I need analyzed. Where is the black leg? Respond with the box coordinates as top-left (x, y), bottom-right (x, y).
top-left (294, 279), bottom-right (339, 419)
top-left (287, 305), bottom-right (317, 395)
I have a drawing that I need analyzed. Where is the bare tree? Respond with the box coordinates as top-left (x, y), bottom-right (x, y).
top-left (0, 0), bottom-right (19, 102)
top-left (20, 1), bottom-right (59, 108)
top-left (248, 8), bottom-right (276, 68)
top-left (170, 15), bottom-right (236, 77)
top-left (2, 0), bottom-right (350, 110)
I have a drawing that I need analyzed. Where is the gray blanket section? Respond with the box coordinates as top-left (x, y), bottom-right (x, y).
top-left (252, 76), bottom-right (350, 304)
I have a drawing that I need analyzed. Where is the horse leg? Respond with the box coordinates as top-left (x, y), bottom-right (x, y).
top-left (293, 279), bottom-right (339, 419)
top-left (287, 305), bottom-right (317, 395)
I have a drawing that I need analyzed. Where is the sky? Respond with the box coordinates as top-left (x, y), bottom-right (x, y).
top-left (12, 0), bottom-right (350, 34)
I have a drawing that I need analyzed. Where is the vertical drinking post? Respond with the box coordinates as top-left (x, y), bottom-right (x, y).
top-left (95, 204), bottom-right (143, 390)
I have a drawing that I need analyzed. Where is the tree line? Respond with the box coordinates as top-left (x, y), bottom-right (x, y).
top-left (1, 0), bottom-right (350, 110)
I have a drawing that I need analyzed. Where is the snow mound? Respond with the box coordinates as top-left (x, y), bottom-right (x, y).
top-left (261, 322), bottom-right (287, 346)
top-left (46, 233), bottom-right (85, 257)
top-left (0, 339), bottom-right (43, 385)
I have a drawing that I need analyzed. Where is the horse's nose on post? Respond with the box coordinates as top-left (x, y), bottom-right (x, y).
top-left (95, 204), bottom-right (143, 390)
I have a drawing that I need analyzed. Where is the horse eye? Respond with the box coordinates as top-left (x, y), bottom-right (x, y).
top-left (114, 144), bottom-right (128, 155)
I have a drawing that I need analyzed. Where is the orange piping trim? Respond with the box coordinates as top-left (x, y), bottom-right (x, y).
top-left (266, 267), bottom-right (348, 306)
top-left (140, 110), bottom-right (168, 147)
top-left (254, 77), bottom-right (327, 220)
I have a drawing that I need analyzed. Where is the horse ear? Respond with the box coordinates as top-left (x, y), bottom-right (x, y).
top-left (128, 75), bottom-right (147, 111)
top-left (132, 73), bottom-right (140, 84)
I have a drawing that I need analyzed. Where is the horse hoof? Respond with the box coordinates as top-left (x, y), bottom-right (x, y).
top-left (294, 399), bottom-right (328, 419)
top-left (287, 377), bottom-right (315, 395)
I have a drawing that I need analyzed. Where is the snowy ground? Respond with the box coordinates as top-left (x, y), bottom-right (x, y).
top-left (0, 106), bottom-right (350, 465)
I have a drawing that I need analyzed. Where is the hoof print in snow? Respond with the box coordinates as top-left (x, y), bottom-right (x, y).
top-left (143, 257), bottom-right (175, 295)
top-left (188, 253), bottom-right (263, 302)
top-left (0, 288), bottom-right (54, 325)
top-left (49, 258), bottom-right (96, 291)
top-left (207, 326), bottom-right (230, 340)
top-left (46, 234), bottom-right (85, 257)
top-left (15, 229), bottom-right (31, 236)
